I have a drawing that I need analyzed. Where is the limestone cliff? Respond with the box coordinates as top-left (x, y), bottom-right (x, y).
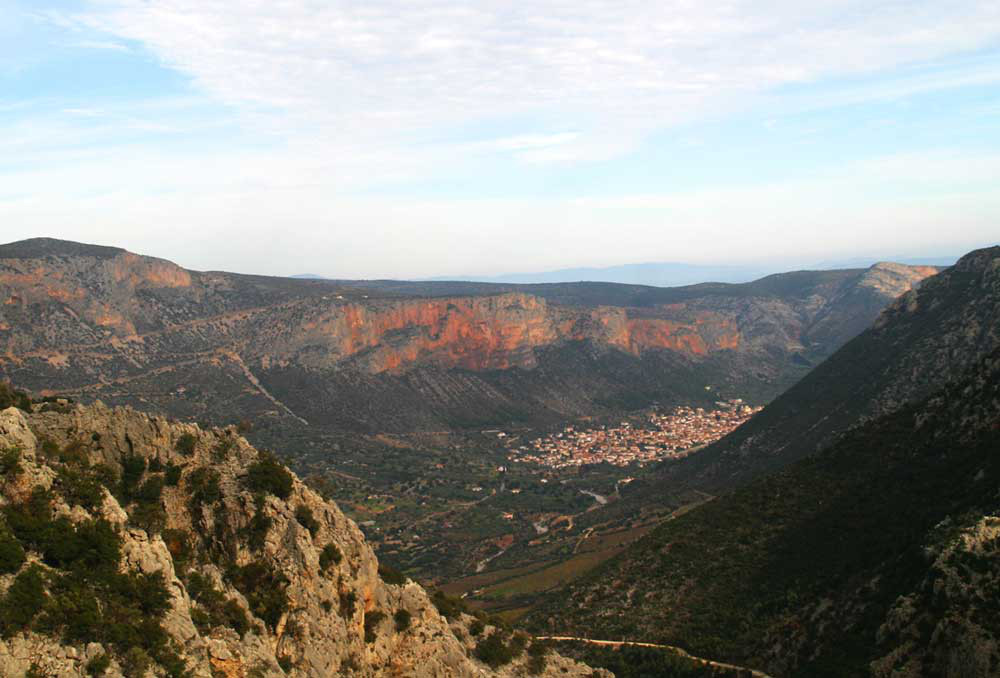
top-left (0, 402), bottom-right (606, 678)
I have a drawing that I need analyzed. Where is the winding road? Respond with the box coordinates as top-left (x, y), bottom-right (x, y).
top-left (535, 636), bottom-right (774, 678)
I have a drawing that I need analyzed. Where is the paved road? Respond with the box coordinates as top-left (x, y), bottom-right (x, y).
top-left (535, 636), bottom-right (774, 678)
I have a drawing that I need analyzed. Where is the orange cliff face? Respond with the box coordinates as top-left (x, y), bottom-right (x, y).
top-left (268, 293), bottom-right (562, 373)
top-left (0, 251), bottom-right (194, 341)
top-left (624, 311), bottom-right (742, 356)
top-left (264, 295), bottom-right (744, 374)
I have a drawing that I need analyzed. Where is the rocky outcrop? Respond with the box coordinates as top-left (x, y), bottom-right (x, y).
top-left (872, 515), bottom-right (1000, 678)
top-left (0, 403), bottom-right (606, 678)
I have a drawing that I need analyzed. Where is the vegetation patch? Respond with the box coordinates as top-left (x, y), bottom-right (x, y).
top-left (0, 447), bottom-right (22, 479)
top-left (338, 589), bottom-right (357, 618)
top-left (0, 485), bottom-right (185, 676)
top-left (245, 452), bottom-right (293, 499)
top-left (393, 608), bottom-right (411, 632)
top-left (319, 544), bottom-right (342, 571)
top-left (430, 590), bottom-right (467, 620)
top-left (363, 610), bottom-right (386, 643)
top-left (175, 433), bottom-right (197, 457)
top-left (0, 382), bottom-right (31, 412)
top-left (378, 561), bottom-right (406, 586)
top-left (474, 631), bottom-right (515, 668)
top-left (187, 467), bottom-right (222, 514)
top-left (227, 561), bottom-right (289, 631)
top-left (186, 571), bottom-right (251, 637)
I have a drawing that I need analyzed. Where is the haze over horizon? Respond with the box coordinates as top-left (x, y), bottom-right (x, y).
top-left (3, 1), bottom-right (999, 278)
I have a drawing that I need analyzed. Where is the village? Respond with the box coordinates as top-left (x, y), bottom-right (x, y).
top-left (505, 399), bottom-right (762, 468)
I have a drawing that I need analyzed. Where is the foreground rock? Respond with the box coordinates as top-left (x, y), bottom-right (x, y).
top-left (0, 402), bottom-right (606, 678)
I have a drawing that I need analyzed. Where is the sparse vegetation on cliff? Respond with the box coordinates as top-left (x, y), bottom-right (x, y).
top-left (0, 392), bottom-right (606, 677)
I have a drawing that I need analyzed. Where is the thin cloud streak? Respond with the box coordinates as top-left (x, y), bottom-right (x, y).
top-left (65, 1), bottom-right (1000, 167)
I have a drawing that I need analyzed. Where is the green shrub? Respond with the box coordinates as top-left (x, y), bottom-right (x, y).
top-left (431, 590), bottom-right (466, 620)
top-left (121, 647), bottom-right (152, 678)
top-left (378, 562), bottom-right (406, 586)
top-left (213, 438), bottom-right (235, 462)
top-left (186, 571), bottom-right (250, 637)
top-left (319, 544), bottom-right (342, 571)
top-left (227, 562), bottom-right (289, 630)
top-left (163, 463), bottom-right (182, 487)
top-left (175, 433), bottom-right (197, 457)
top-left (294, 505), bottom-right (319, 538)
top-left (0, 565), bottom-right (46, 636)
top-left (394, 608), bottom-right (411, 632)
top-left (0, 447), bottom-right (22, 478)
top-left (509, 631), bottom-right (529, 658)
top-left (41, 518), bottom-right (120, 572)
top-left (526, 654), bottom-right (547, 675)
top-left (247, 508), bottom-right (272, 552)
top-left (85, 653), bottom-right (111, 677)
top-left (245, 453), bottom-right (293, 499)
top-left (339, 589), bottom-right (357, 618)
top-left (58, 440), bottom-right (89, 466)
top-left (364, 610), bottom-right (386, 643)
top-left (0, 527), bottom-right (25, 575)
top-left (0, 382), bottom-right (31, 411)
top-left (130, 502), bottom-right (166, 534)
top-left (528, 640), bottom-right (550, 658)
top-left (474, 631), bottom-right (514, 668)
top-left (221, 599), bottom-right (251, 637)
top-left (277, 655), bottom-right (294, 673)
top-left (468, 618), bottom-right (485, 636)
top-left (136, 476), bottom-right (164, 504)
top-left (147, 458), bottom-right (163, 473)
top-left (3, 487), bottom-right (53, 547)
top-left (187, 468), bottom-right (222, 514)
top-left (58, 467), bottom-right (107, 511)
top-left (119, 455), bottom-right (147, 501)
top-left (39, 437), bottom-right (60, 459)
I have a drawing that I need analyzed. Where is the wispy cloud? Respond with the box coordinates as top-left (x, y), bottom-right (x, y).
top-left (59, 1), bottom-right (1000, 168)
top-left (71, 39), bottom-right (130, 51)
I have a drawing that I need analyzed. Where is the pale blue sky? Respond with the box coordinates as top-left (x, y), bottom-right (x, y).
top-left (2, 1), bottom-right (999, 278)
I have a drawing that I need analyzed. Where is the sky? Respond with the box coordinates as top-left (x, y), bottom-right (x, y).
top-left (2, 1), bottom-right (999, 279)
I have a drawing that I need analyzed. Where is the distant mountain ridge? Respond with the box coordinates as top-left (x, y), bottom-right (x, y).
top-left (0, 238), bottom-right (936, 439)
top-left (419, 256), bottom-right (956, 288)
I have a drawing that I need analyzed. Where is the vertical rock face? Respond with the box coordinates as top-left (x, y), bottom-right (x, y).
top-left (0, 403), bottom-right (606, 678)
top-left (267, 293), bottom-right (560, 372)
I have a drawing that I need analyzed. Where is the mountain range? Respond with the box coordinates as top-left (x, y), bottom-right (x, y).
top-left (0, 238), bottom-right (937, 440)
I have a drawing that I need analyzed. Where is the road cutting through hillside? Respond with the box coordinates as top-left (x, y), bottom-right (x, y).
top-left (535, 636), bottom-right (774, 678)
